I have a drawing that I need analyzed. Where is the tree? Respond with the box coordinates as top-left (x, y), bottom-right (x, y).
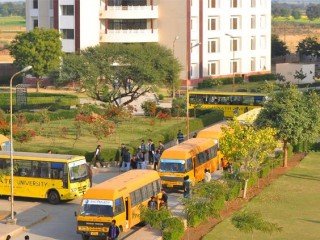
top-left (296, 37), bottom-right (320, 58)
top-left (255, 85), bottom-right (320, 167)
top-left (306, 4), bottom-right (320, 21)
top-left (220, 120), bottom-right (277, 198)
top-left (9, 28), bottom-right (63, 91)
top-left (291, 9), bottom-right (301, 20)
top-left (232, 210), bottom-right (282, 240)
top-left (271, 34), bottom-right (289, 58)
top-left (280, 8), bottom-right (291, 17)
top-left (58, 43), bottom-right (181, 106)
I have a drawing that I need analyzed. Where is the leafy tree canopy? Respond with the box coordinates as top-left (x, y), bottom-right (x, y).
top-left (255, 85), bottom-right (320, 167)
top-left (296, 37), bottom-right (320, 58)
top-left (9, 28), bottom-right (63, 90)
top-left (271, 34), bottom-right (289, 58)
top-left (58, 43), bottom-right (181, 106)
top-left (306, 4), bottom-right (320, 21)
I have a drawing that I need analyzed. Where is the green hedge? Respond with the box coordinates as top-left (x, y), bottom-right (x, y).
top-left (197, 110), bottom-right (224, 126)
top-left (162, 217), bottom-right (185, 240)
top-left (19, 109), bottom-right (78, 122)
top-left (198, 77), bottom-right (244, 89)
top-left (0, 93), bottom-right (79, 111)
top-left (226, 180), bottom-right (241, 201)
top-left (248, 74), bottom-right (275, 82)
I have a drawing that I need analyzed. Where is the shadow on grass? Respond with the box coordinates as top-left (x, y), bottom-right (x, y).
top-left (300, 219), bottom-right (320, 224)
top-left (284, 173), bottom-right (320, 182)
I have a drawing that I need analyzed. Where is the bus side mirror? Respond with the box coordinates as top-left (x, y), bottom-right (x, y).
top-left (74, 211), bottom-right (77, 217)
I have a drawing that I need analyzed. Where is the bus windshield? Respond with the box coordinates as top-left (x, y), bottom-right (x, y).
top-left (159, 159), bottom-right (185, 173)
top-left (69, 159), bottom-right (88, 183)
top-left (80, 199), bottom-right (113, 217)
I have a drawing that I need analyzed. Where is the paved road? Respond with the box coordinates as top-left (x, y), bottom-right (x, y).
top-left (12, 171), bottom-right (182, 240)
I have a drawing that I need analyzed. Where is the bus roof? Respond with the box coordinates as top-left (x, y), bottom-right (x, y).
top-left (188, 91), bottom-right (267, 96)
top-left (0, 135), bottom-right (9, 144)
top-left (196, 121), bottom-right (227, 140)
top-left (161, 138), bottom-right (216, 160)
top-left (0, 151), bottom-right (85, 162)
top-left (83, 170), bottom-right (160, 200)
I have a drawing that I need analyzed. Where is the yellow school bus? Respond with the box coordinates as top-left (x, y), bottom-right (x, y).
top-left (196, 122), bottom-right (227, 168)
top-left (188, 91), bottom-right (267, 118)
top-left (0, 151), bottom-right (90, 204)
top-left (0, 135), bottom-right (10, 151)
top-left (158, 138), bottom-right (219, 188)
top-left (76, 169), bottom-right (162, 240)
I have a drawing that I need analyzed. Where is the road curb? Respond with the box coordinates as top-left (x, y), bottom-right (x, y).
top-left (0, 208), bottom-right (48, 240)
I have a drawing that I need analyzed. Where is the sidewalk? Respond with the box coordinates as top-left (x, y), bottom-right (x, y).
top-left (0, 200), bottom-right (48, 240)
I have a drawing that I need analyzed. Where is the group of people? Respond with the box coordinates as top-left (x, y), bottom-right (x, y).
top-left (147, 189), bottom-right (168, 210)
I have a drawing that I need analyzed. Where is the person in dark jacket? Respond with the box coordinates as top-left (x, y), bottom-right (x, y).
top-left (108, 219), bottom-right (120, 240)
top-left (148, 139), bottom-right (155, 164)
top-left (177, 130), bottom-right (184, 144)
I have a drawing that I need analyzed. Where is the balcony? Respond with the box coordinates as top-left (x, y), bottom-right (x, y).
top-left (100, 29), bottom-right (158, 43)
top-left (100, 5), bottom-right (158, 19)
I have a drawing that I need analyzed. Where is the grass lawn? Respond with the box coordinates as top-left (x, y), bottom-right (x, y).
top-left (204, 152), bottom-right (320, 240)
top-left (0, 16), bottom-right (25, 28)
top-left (14, 116), bottom-right (203, 160)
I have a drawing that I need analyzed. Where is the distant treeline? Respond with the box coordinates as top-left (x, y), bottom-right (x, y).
top-left (0, 2), bottom-right (25, 17)
top-left (272, 2), bottom-right (320, 20)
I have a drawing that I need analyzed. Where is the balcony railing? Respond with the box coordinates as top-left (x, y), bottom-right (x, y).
top-left (100, 5), bottom-right (158, 19)
top-left (100, 29), bottom-right (158, 43)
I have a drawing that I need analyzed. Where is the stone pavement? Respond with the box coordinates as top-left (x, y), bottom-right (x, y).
top-left (0, 200), bottom-right (48, 240)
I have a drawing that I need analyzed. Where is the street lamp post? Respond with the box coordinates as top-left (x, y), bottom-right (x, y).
top-left (186, 43), bottom-right (200, 140)
top-left (225, 34), bottom-right (236, 92)
top-left (7, 65), bottom-right (32, 224)
top-left (172, 36), bottom-right (179, 99)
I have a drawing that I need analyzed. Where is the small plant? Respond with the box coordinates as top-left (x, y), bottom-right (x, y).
top-left (231, 210), bottom-right (282, 240)
top-left (139, 205), bottom-right (171, 230)
top-left (158, 94), bottom-right (164, 101)
top-left (141, 100), bottom-right (157, 117)
top-left (162, 217), bottom-right (185, 240)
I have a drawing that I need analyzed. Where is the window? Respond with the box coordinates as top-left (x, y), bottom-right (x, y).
top-left (251, 0), bottom-right (256, 7)
top-left (260, 15), bottom-right (266, 29)
top-left (260, 57), bottom-right (266, 70)
top-left (33, 0), bottom-right (38, 9)
top-left (230, 38), bottom-right (240, 51)
top-left (130, 189), bottom-right (143, 207)
top-left (152, 180), bottom-right (161, 195)
top-left (260, 0), bottom-right (266, 7)
top-left (208, 61), bottom-right (219, 76)
top-left (208, 0), bottom-right (217, 8)
top-left (260, 35), bottom-right (266, 49)
top-left (109, 19), bottom-right (147, 30)
top-left (186, 159), bottom-right (193, 171)
top-left (230, 0), bottom-right (239, 8)
top-left (114, 198), bottom-right (125, 215)
top-left (231, 59), bottom-right (240, 73)
top-left (0, 158), bottom-right (9, 170)
top-left (61, 29), bottom-right (74, 39)
top-left (230, 16), bottom-right (240, 30)
top-left (108, 0), bottom-right (147, 6)
top-left (251, 58), bottom-right (256, 71)
top-left (251, 36), bottom-right (256, 50)
top-left (62, 5), bottom-right (74, 16)
top-left (49, 0), bottom-right (53, 9)
top-left (191, 63), bottom-right (197, 77)
top-left (208, 38), bottom-right (219, 53)
top-left (208, 17), bottom-right (218, 30)
top-left (251, 15), bottom-right (256, 29)
top-left (33, 19), bottom-right (38, 28)
top-left (50, 17), bottom-right (54, 28)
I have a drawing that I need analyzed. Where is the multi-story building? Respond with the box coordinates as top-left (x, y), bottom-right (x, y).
top-left (26, 0), bottom-right (271, 86)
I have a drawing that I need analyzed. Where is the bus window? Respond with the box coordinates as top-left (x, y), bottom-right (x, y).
top-left (186, 158), bottom-right (193, 171)
top-left (80, 199), bottom-right (114, 217)
top-left (130, 189), bottom-right (143, 207)
top-left (51, 162), bottom-right (65, 179)
top-left (114, 198), bottom-right (125, 215)
top-left (14, 160), bottom-right (32, 177)
top-left (254, 96), bottom-right (264, 105)
top-left (152, 180), bottom-right (161, 195)
top-left (159, 160), bottom-right (185, 173)
top-left (0, 158), bottom-right (9, 170)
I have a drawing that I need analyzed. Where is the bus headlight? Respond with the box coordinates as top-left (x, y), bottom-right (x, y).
top-left (78, 226), bottom-right (89, 231)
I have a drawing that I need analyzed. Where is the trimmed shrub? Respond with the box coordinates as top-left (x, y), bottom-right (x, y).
top-left (162, 217), bottom-right (185, 240)
top-left (139, 206), bottom-right (171, 230)
top-left (226, 180), bottom-right (241, 201)
top-left (141, 100), bottom-right (157, 117)
top-left (198, 77), bottom-right (244, 89)
top-left (158, 94), bottom-right (164, 100)
top-left (171, 97), bottom-right (186, 117)
top-left (259, 164), bottom-right (271, 178)
top-left (248, 74), bottom-right (275, 82)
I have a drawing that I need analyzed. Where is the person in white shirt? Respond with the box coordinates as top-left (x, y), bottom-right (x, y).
top-left (204, 169), bottom-right (211, 183)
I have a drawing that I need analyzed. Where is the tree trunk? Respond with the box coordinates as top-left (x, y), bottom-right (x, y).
top-left (243, 179), bottom-right (248, 198)
top-left (36, 79), bottom-right (41, 92)
top-left (283, 140), bottom-right (288, 167)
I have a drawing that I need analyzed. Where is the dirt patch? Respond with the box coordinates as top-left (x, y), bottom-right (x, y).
top-left (181, 153), bottom-right (306, 240)
top-left (0, 210), bottom-right (10, 221)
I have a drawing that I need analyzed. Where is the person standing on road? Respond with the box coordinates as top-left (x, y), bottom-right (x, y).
top-left (92, 145), bottom-right (103, 168)
top-left (153, 149), bottom-right (161, 170)
top-left (108, 219), bottom-right (120, 240)
top-left (148, 139), bottom-right (155, 165)
top-left (183, 175), bottom-right (191, 198)
top-left (177, 130), bottom-right (184, 144)
top-left (140, 140), bottom-right (147, 161)
top-left (25, 236), bottom-right (30, 240)
top-left (204, 169), bottom-right (211, 183)
top-left (158, 141), bottom-right (165, 155)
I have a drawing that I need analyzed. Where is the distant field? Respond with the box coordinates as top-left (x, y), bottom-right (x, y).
top-left (0, 16), bottom-right (26, 28)
top-left (273, 16), bottom-right (320, 25)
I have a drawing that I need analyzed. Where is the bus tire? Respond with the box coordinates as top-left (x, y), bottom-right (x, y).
top-left (81, 234), bottom-right (89, 240)
top-left (47, 190), bottom-right (60, 204)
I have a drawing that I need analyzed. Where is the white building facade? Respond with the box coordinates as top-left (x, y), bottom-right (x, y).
top-left (26, 0), bottom-right (271, 86)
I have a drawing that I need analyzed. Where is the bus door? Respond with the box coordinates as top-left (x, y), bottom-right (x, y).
top-left (125, 197), bottom-right (130, 230)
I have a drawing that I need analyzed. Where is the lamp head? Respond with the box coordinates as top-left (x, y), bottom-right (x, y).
top-left (21, 66), bottom-right (32, 73)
